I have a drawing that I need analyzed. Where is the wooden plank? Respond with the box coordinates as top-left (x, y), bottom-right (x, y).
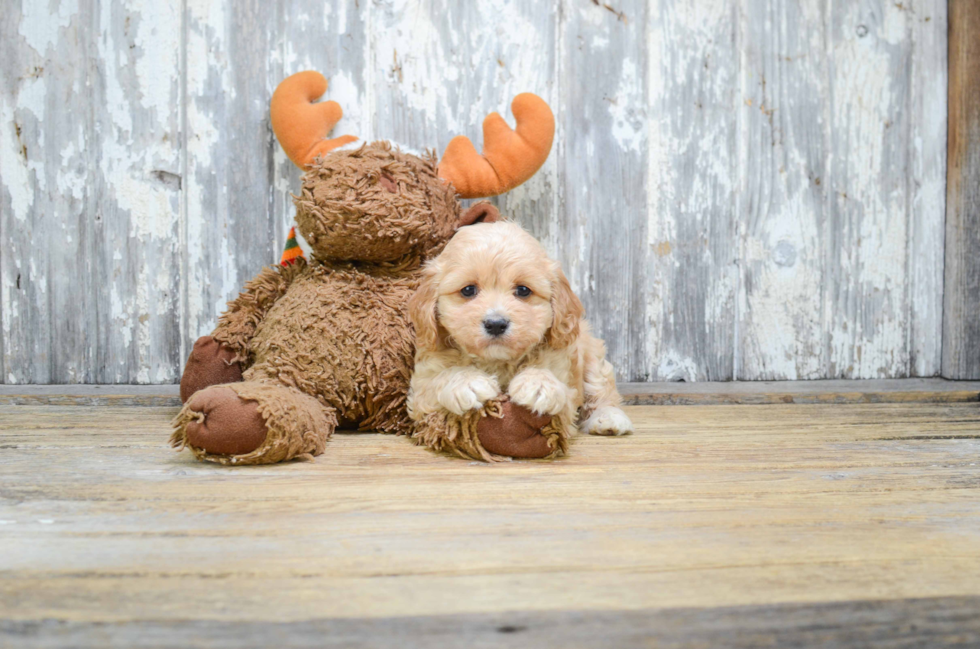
top-left (368, 0), bottom-right (558, 236)
top-left (181, 0), bottom-right (280, 356)
top-left (738, 0), bottom-right (831, 380)
top-left (1, 402), bottom-right (979, 636)
top-left (620, 377), bottom-right (980, 405)
top-left (369, 1), bottom-right (557, 152)
top-left (3, 379), bottom-right (980, 407)
top-left (0, 384), bottom-right (181, 407)
top-left (943, 0), bottom-right (980, 380)
top-left (908, 0), bottom-right (947, 377)
top-left (645, 0), bottom-right (739, 382)
top-left (1, 1), bottom-right (182, 384)
top-left (564, 0), bottom-right (656, 381)
top-left (740, 1), bottom-right (936, 380)
top-left (1, 4), bottom-right (75, 384)
top-left (824, 2), bottom-right (918, 378)
top-left (1, 0), bottom-right (956, 386)
top-left (271, 0), bottom-right (372, 233)
top-left (181, 0), bottom-right (369, 360)
top-left (560, 0), bottom-right (651, 380)
top-left (5, 596), bottom-right (980, 649)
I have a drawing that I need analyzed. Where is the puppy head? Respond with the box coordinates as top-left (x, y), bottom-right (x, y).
top-left (410, 221), bottom-right (583, 361)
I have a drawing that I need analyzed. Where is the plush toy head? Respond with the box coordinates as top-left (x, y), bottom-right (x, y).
top-left (270, 71), bottom-right (555, 264)
top-left (293, 143), bottom-right (458, 263)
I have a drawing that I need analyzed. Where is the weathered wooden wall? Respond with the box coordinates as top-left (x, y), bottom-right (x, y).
top-left (944, 0), bottom-right (980, 380)
top-left (0, 0), bottom-right (952, 384)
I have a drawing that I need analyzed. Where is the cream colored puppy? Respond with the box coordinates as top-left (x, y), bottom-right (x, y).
top-left (407, 219), bottom-right (632, 441)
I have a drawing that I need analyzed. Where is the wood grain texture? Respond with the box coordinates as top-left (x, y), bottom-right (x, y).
top-left (5, 598), bottom-right (980, 649)
top-left (182, 0), bottom-right (282, 358)
top-left (618, 377), bottom-right (980, 405)
top-left (1, 0), bottom-right (183, 384)
top-left (0, 0), bottom-right (952, 383)
top-left (3, 379), bottom-right (979, 407)
top-left (825, 1), bottom-right (912, 379)
top-left (369, 0), bottom-right (559, 247)
top-left (909, 0), bottom-right (947, 377)
top-left (560, 0), bottom-right (650, 381)
top-left (647, 0), bottom-right (739, 381)
top-left (739, 1), bottom-right (947, 380)
top-left (738, 0), bottom-right (833, 380)
top-left (182, 0), bottom-right (370, 356)
top-left (943, 0), bottom-right (980, 380)
top-left (1, 402), bottom-right (979, 646)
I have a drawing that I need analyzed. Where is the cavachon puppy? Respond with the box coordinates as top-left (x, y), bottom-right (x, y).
top-left (408, 209), bottom-right (633, 461)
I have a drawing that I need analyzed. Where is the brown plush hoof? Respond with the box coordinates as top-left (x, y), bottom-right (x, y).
top-left (477, 400), bottom-right (553, 458)
top-left (180, 336), bottom-right (242, 403)
top-left (184, 387), bottom-right (268, 456)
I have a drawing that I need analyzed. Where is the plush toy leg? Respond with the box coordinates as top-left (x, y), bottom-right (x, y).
top-left (413, 398), bottom-right (569, 462)
top-left (170, 381), bottom-right (337, 465)
top-left (477, 400), bottom-right (554, 458)
top-left (179, 336), bottom-right (243, 403)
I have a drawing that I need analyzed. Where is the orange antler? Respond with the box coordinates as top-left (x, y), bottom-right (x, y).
top-left (438, 93), bottom-right (555, 198)
top-left (270, 71), bottom-right (358, 168)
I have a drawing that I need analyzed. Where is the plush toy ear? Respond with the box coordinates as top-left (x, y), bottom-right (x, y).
top-left (546, 265), bottom-right (584, 350)
top-left (458, 201), bottom-right (501, 227)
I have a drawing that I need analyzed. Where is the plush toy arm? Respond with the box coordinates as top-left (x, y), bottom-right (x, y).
top-left (211, 260), bottom-right (306, 365)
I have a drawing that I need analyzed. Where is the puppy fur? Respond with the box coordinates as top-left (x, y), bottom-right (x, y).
top-left (408, 221), bottom-right (633, 443)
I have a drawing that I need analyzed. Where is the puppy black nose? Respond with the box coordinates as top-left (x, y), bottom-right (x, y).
top-left (483, 317), bottom-right (510, 337)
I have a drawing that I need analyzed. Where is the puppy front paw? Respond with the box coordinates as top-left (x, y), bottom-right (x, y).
top-left (508, 369), bottom-right (569, 416)
top-left (437, 371), bottom-right (500, 415)
top-left (582, 406), bottom-right (633, 436)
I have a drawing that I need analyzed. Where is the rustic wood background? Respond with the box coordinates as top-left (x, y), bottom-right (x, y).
top-left (1, 0), bottom-right (956, 384)
top-left (944, 0), bottom-right (980, 381)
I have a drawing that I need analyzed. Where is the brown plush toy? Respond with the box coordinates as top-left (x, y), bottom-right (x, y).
top-left (170, 71), bottom-right (556, 465)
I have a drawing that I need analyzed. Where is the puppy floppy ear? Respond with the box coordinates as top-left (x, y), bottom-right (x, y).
top-left (546, 265), bottom-right (584, 350)
top-left (410, 266), bottom-right (444, 353)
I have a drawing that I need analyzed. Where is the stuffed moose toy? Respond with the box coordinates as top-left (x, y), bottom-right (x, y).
top-left (171, 71), bottom-right (557, 465)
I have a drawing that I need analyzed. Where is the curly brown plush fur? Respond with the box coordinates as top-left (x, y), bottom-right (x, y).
top-left (171, 140), bottom-right (559, 464)
top-left (171, 143), bottom-right (468, 464)
top-left (412, 398), bottom-right (568, 462)
top-left (294, 144), bottom-right (457, 262)
top-left (173, 70), bottom-right (558, 465)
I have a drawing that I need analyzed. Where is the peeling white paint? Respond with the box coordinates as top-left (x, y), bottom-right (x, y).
top-left (327, 70), bottom-right (365, 138)
top-left (609, 59), bottom-right (645, 153)
top-left (16, 74), bottom-right (46, 135)
top-left (881, 3), bottom-right (909, 45)
top-left (111, 286), bottom-right (132, 349)
top-left (117, 175), bottom-right (174, 240)
top-left (18, 0), bottom-right (78, 55)
top-left (131, 0), bottom-right (180, 118)
top-left (1, 0), bottom-right (950, 384)
top-left (374, 4), bottom-right (461, 137)
top-left (56, 138), bottom-right (86, 200)
top-left (656, 351), bottom-right (699, 383)
top-left (0, 100), bottom-right (34, 222)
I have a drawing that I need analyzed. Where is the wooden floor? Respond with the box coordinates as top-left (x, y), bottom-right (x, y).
top-left (2, 397), bottom-right (980, 647)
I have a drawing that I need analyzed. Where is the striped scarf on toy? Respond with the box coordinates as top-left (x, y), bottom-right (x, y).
top-left (280, 226), bottom-right (305, 265)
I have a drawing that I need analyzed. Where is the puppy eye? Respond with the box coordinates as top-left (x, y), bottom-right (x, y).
top-left (515, 285), bottom-right (532, 298)
top-left (460, 285), bottom-right (478, 298)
